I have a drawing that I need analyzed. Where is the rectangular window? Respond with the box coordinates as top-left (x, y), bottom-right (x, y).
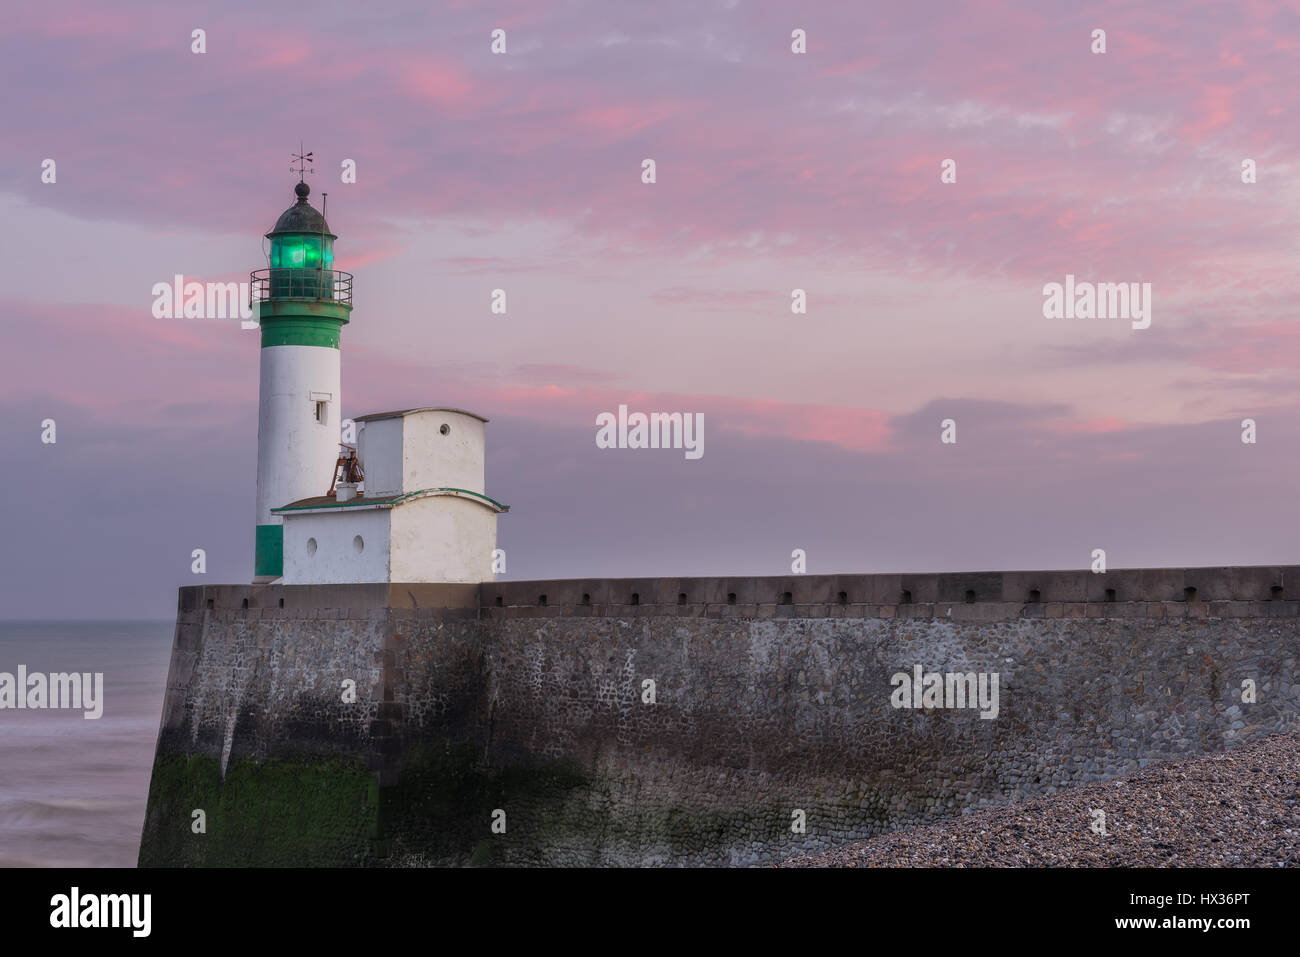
top-left (314, 401), bottom-right (327, 424)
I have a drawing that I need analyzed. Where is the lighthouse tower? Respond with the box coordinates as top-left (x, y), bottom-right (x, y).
top-left (250, 171), bottom-right (353, 582)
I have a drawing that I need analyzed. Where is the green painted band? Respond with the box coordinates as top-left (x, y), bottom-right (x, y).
top-left (255, 524), bottom-right (283, 577)
top-left (258, 299), bottom-right (351, 323)
top-left (260, 319), bottom-right (342, 349)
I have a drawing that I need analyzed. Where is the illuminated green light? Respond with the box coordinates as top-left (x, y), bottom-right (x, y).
top-left (270, 234), bottom-right (335, 270)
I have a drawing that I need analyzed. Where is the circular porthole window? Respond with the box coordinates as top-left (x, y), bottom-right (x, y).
top-left (353, 535), bottom-right (365, 554)
top-left (306, 538), bottom-right (317, 557)
top-left (440, 423), bottom-right (450, 436)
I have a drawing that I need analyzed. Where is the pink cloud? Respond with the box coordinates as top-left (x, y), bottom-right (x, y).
top-left (1058, 417), bottom-right (1133, 435)
top-left (7, 0), bottom-right (1299, 292)
top-left (400, 60), bottom-right (473, 104)
top-left (2, 300), bottom-right (892, 453)
top-left (338, 349), bottom-right (897, 453)
top-left (1190, 322), bottom-right (1300, 374)
top-left (573, 103), bottom-right (683, 135)
top-left (1180, 84), bottom-right (1236, 141)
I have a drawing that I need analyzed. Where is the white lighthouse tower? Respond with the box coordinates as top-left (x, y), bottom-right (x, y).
top-left (250, 164), bottom-right (353, 582)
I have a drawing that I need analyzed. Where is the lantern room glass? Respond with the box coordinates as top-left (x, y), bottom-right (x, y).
top-left (270, 234), bottom-right (334, 269)
top-left (268, 234), bottom-right (336, 299)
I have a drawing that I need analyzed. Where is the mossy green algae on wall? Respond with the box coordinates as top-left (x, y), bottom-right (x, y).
top-left (138, 754), bottom-right (378, 867)
top-left (138, 743), bottom-right (605, 867)
top-left (138, 743), bottom-right (904, 867)
top-left (375, 744), bottom-right (592, 865)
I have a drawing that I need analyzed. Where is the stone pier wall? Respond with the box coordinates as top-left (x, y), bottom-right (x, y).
top-left (139, 567), bottom-right (1300, 866)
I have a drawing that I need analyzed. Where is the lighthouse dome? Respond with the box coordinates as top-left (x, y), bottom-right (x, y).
top-left (268, 181), bottom-right (335, 238)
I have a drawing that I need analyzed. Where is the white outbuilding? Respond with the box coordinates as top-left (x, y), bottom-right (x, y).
top-left (272, 408), bottom-right (507, 584)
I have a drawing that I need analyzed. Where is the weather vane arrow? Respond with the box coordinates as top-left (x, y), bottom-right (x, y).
top-left (291, 142), bottom-right (315, 182)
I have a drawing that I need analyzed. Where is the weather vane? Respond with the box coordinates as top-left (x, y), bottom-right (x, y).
top-left (291, 142), bottom-right (314, 182)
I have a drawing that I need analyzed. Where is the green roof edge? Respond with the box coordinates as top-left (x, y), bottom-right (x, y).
top-left (272, 487), bottom-right (509, 514)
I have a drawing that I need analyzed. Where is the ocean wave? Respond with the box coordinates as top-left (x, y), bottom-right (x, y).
top-left (0, 796), bottom-right (137, 818)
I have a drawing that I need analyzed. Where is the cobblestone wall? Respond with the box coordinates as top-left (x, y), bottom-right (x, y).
top-left (139, 570), bottom-right (1300, 866)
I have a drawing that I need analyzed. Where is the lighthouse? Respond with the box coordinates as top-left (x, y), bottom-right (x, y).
top-left (250, 164), bottom-right (353, 582)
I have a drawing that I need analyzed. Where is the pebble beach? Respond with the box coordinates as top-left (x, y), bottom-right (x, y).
top-left (780, 731), bottom-right (1300, 867)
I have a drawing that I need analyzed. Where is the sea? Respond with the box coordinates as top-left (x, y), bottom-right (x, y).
top-left (0, 621), bottom-right (174, 868)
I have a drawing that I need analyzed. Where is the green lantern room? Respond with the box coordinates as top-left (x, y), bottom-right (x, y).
top-left (264, 181), bottom-right (339, 301)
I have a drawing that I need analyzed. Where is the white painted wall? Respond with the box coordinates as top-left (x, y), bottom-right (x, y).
top-left (357, 410), bottom-right (487, 497)
top-left (280, 508), bottom-right (391, 584)
top-left (356, 417), bottom-right (403, 498)
top-left (280, 493), bottom-right (498, 584)
top-left (402, 412), bottom-right (485, 494)
top-left (389, 495), bottom-right (499, 583)
top-left (255, 345), bottom-right (341, 527)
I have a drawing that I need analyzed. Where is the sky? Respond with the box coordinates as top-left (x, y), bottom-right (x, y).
top-left (3, 0), bottom-right (1300, 618)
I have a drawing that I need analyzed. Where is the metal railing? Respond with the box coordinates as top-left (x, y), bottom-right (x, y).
top-left (250, 268), bottom-right (353, 305)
